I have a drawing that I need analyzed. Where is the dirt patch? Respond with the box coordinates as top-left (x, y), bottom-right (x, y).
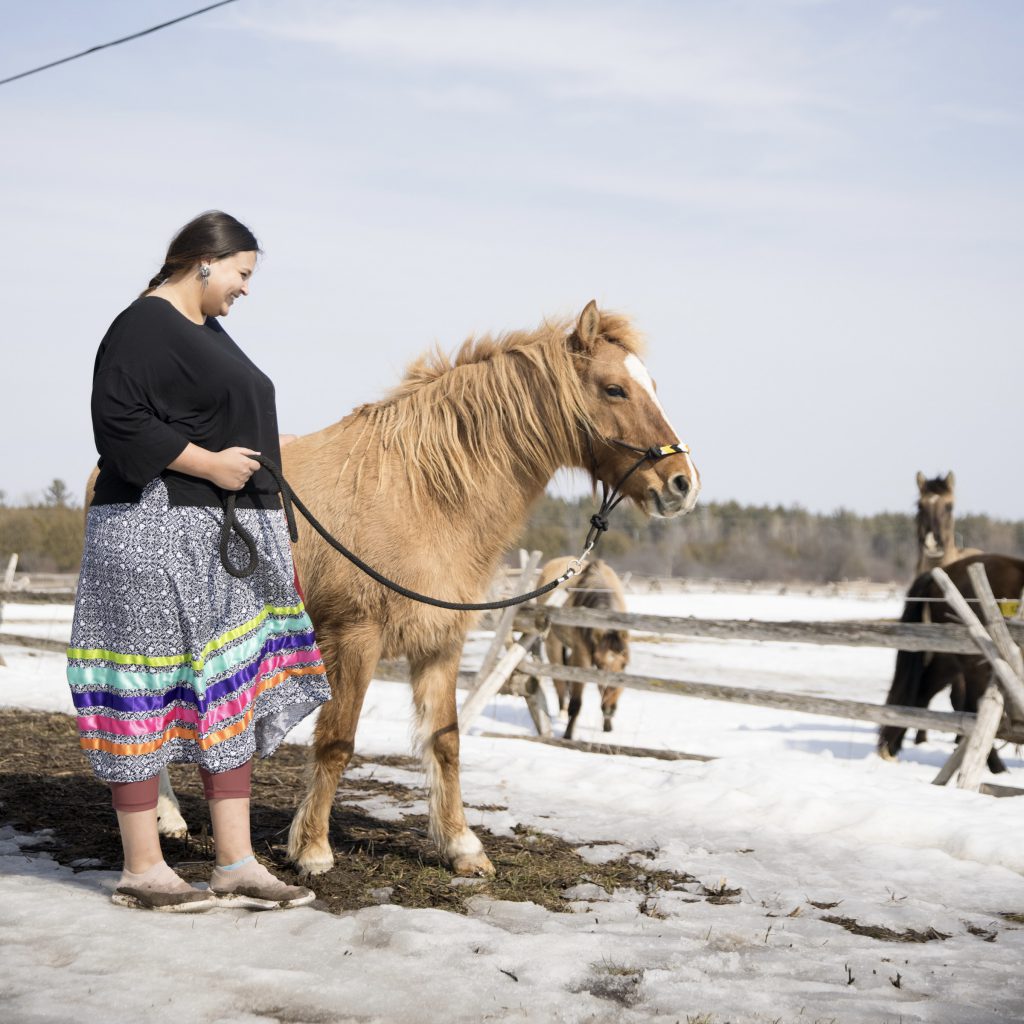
top-left (821, 914), bottom-right (951, 943)
top-left (0, 709), bottom-right (696, 915)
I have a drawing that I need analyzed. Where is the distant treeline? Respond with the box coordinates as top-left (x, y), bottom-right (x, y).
top-left (4, 482), bottom-right (1024, 582)
top-left (0, 479), bottom-right (84, 573)
top-left (516, 495), bottom-right (1024, 583)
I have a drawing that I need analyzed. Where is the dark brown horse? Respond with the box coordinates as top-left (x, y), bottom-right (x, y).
top-left (915, 471), bottom-right (980, 575)
top-left (537, 556), bottom-right (629, 740)
top-left (878, 553), bottom-right (1024, 773)
top-left (910, 472), bottom-right (982, 746)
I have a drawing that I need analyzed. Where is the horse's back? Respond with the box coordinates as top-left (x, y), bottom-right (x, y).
top-left (537, 557), bottom-right (626, 612)
top-left (910, 552), bottom-right (1024, 624)
top-left (280, 420), bottom-right (478, 658)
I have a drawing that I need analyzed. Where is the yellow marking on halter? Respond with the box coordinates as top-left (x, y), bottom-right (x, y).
top-left (659, 444), bottom-right (689, 455)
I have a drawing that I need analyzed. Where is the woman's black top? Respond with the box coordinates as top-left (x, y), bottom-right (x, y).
top-left (90, 296), bottom-right (282, 509)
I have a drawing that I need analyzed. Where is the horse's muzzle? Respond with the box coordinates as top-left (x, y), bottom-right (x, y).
top-left (649, 472), bottom-right (700, 518)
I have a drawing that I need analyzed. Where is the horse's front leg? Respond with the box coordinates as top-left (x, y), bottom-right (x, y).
top-left (413, 645), bottom-right (494, 877)
top-left (563, 641), bottom-right (593, 741)
top-left (288, 621), bottom-right (382, 876)
top-left (155, 766), bottom-right (188, 838)
top-left (599, 685), bottom-right (624, 734)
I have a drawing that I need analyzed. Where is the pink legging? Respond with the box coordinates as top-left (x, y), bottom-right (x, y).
top-left (109, 760), bottom-right (253, 813)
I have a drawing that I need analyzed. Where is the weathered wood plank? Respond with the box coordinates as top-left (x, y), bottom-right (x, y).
top-left (0, 633), bottom-right (69, 654)
top-left (0, 590), bottom-right (77, 605)
top-left (931, 740), bottom-right (967, 786)
top-left (459, 588), bottom-right (570, 734)
top-left (515, 658), bottom-right (1024, 744)
top-left (477, 732), bottom-right (715, 762)
top-left (956, 682), bottom-right (1004, 792)
top-left (932, 567), bottom-right (1024, 720)
top-left (512, 605), bottom-right (1024, 654)
top-left (475, 550), bottom-right (542, 686)
top-left (967, 563), bottom-right (1024, 678)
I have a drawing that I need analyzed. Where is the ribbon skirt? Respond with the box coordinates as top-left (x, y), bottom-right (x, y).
top-left (67, 479), bottom-right (331, 783)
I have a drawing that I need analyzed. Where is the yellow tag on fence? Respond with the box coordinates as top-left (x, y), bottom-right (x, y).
top-left (998, 599), bottom-right (1021, 618)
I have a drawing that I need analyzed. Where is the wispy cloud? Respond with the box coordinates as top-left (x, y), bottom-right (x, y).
top-left (935, 101), bottom-right (1021, 127)
top-left (241, 2), bottom-right (827, 120)
top-left (889, 5), bottom-right (940, 28)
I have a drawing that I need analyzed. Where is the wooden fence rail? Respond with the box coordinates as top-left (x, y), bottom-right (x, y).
top-left (515, 658), bottom-right (1024, 745)
top-left (512, 605), bottom-right (1024, 655)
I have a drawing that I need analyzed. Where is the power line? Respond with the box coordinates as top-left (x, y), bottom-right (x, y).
top-left (0, 0), bottom-right (240, 87)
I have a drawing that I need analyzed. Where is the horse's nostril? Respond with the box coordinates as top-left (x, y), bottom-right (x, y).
top-left (671, 474), bottom-right (690, 497)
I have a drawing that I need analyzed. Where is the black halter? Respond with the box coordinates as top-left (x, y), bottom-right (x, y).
top-left (583, 437), bottom-right (691, 548)
top-left (218, 440), bottom-right (689, 612)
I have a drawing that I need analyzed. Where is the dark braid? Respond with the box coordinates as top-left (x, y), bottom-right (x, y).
top-left (146, 262), bottom-right (174, 291)
top-left (140, 211), bottom-right (260, 296)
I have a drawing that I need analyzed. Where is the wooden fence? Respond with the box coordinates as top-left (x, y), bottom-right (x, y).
top-left (3, 558), bottom-right (1023, 793)
top-left (458, 559), bottom-right (1024, 794)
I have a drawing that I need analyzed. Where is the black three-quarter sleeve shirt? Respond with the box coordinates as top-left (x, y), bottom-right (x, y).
top-left (90, 296), bottom-right (282, 509)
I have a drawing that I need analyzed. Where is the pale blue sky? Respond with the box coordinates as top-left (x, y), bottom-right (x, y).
top-left (1, 1), bottom-right (1021, 517)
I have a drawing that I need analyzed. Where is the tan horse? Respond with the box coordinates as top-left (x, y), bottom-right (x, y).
top-left (537, 556), bottom-right (629, 740)
top-left (283, 301), bottom-right (699, 876)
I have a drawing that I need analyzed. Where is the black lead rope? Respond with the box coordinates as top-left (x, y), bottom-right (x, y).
top-left (219, 443), bottom-right (689, 612)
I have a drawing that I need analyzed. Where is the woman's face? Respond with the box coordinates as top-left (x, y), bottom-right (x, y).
top-left (201, 250), bottom-right (257, 318)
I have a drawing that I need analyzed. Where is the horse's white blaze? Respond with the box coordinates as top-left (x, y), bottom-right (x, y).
top-left (624, 353), bottom-right (697, 483)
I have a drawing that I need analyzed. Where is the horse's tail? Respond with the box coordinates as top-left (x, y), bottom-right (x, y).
top-left (878, 572), bottom-right (931, 759)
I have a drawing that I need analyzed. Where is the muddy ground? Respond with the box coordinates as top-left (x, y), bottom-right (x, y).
top-left (0, 709), bottom-right (698, 916)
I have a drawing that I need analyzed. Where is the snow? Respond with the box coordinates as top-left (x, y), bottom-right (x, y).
top-left (3, 589), bottom-right (1024, 1023)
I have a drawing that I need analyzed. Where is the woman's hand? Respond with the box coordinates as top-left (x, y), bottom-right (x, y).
top-left (206, 447), bottom-right (262, 490)
top-left (166, 443), bottom-right (261, 490)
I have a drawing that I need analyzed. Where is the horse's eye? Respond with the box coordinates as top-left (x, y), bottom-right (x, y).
top-left (605, 384), bottom-right (627, 398)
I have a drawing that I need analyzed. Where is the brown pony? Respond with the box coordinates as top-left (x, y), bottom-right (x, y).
top-left (281, 301), bottom-right (699, 876)
top-left (536, 556), bottom-right (629, 740)
top-left (878, 553), bottom-right (1024, 774)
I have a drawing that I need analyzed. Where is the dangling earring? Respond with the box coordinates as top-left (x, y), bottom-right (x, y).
top-left (198, 263), bottom-right (211, 289)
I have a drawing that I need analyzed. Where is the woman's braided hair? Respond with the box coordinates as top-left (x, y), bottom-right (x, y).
top-left (142, 210), bottom-right (260, 294)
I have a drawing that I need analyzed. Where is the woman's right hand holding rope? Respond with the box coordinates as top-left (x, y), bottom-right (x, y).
top-left (207, 447), bottom-right (261, 490)
top-left (167, 443), bottom-right (261, 491)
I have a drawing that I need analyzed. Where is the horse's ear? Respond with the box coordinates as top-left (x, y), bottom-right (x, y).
top-left (571, 300), bottom-right (601, 352)
top-left (945, 471), bottom-right (955, 490)
top-left (916, 471), bottom-right (927, 492)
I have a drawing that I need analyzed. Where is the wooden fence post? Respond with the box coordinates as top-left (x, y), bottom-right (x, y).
top-left (929, 567), bottom-right (1024, 720)
top-left (954, 683), bottom-right (1005, 792)
top-left (928, 564), bottom-right (1024, 791)
top-left (967, 563), bottom-right (1024, 679)
top-left (459, 586), bottom-right (568, 734)
top-left (473, 551), bottom-right (541, 687)
top-left (0, 553), bottom-right (16, 667)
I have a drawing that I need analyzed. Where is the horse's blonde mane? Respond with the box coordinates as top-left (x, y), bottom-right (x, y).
top-left (358, 311), bottom-right (645, 507)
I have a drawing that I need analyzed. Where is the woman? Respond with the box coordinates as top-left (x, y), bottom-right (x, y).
top-left (67, 211), bottom-right (332, 912)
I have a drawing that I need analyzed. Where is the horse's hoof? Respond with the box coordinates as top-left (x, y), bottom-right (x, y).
top-left (451, 851), bottom-right (495, 877)
top-left (156, 804), bottom-right (188, 839)
top-left (602, 720), bottom-right (613, 733)
top-left (877, 747), bottom-right (897, 762)
top-left (290, 841), bottom-right (335, 877)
